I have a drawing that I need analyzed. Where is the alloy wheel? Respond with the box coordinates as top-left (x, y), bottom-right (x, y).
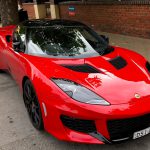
top-left (23, 79), bottom-right (44, 130)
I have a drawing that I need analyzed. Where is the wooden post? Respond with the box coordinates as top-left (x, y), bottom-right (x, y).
top-left (33, 0), bottom-right (46, 19)
top-left (18, 0), bottom-right (23, 10)
top-left (50, 0), bottom-right (60, 19)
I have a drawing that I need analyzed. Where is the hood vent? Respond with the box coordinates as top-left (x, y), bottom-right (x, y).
top-left (62, 64), bottom-right (100, 73)
top-left (109, 56), bottom-right (127, 70)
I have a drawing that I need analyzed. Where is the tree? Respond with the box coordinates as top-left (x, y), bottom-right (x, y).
top-left (0, 0), bottom-right (19, 27)
top-left (18, 0), bottom-right (23, 9)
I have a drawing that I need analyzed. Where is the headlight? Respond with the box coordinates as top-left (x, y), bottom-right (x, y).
top-left (52, 78), bottom-right (110, 105)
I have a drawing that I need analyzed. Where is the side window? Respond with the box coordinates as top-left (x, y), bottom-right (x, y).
top-left (13, 26), bottom-right (26, 52)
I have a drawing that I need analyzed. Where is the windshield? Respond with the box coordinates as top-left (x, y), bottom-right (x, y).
top-left (26, 26), bottom-right (108, 58)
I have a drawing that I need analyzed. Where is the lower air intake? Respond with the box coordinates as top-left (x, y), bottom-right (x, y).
top-left (146, 62), bottom-right (150, 72)
top-left (60, 115), bottom-right (97, 133)
top-left (107, 114), bottom-right (150, 141)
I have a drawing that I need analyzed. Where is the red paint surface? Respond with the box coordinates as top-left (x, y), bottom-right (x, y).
top-left (0, 25), bottom-right (150, 144)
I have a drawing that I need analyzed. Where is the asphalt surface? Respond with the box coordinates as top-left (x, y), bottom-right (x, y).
top-left (0, 33), bottom-right (150, 150)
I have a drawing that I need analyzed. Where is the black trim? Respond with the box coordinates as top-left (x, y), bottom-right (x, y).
top-left (89, 132), bottom-right (111, 144)
top-left (62, 64), bottom-right (100, 73)
top-left (22, 19), bottom-right (86, 27)
top-left (101, 46), bottom-right (114, 56)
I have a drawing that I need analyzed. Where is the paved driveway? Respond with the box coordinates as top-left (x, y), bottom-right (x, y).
top-left (0, 33), bottom-right (150, 150)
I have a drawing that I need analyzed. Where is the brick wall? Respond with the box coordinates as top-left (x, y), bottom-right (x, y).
top-left (59, 3), bottom-right (150, 38)
top-left (22, 3), bottom-right (36, 19)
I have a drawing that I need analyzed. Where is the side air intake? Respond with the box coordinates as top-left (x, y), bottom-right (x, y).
top-left (62, 64), bottom-right (100, 73)
top-left (60, 115), bottom-right (97, 133)
top-left (109, 56), bottom-right (127, 70)
top-left (146, 62), bottom-right (150, 73)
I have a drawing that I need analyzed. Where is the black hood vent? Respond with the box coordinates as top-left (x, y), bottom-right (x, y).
top-left (109, 56), bottom-right (127, 70)
top-left (62, 64), bottom-right (100, 73)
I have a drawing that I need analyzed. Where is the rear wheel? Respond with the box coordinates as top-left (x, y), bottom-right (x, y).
top-left (23, 79), bottom-right (44, 130)
top-left (0, 61), bottom-right (5, 73)
top-left (0, 65), bottom-right (4, 73)
top-left (0, 70), bottom-right (4, 73)
top-left (0, 69), bottom-right (5, 73)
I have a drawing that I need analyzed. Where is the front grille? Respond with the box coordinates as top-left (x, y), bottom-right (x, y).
top-left (60, 115), bottom-right (96, 133)
top-left (109, 56), bottom-right (127, 70)
top-left (62, 64), bottom-right (100, 73)
top-left (107, 114), bottom-right (150, 141)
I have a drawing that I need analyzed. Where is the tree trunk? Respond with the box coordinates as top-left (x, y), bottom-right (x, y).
top-left (18, 0), bottom-right (23, 9)
top-left (1, 0), bottom-right (19, 27)
top-left (18, 0), bottom-right (22, 6)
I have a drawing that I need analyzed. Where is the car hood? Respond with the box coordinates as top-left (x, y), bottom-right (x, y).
top-left (23, 47), bottom-right (150, 105)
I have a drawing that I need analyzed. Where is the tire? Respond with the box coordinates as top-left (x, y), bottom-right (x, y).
top-left (23, 79), bottom-right (44, 130)
top-left (0, 67), bottom-right (4, 73)
top-left (0, 62), bottom-right (5, 73)
top-left (0, 70), bottom-right (4, 73)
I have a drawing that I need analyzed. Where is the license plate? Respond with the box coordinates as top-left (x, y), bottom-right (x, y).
top-left (133, 127), bottom-right (150, 139)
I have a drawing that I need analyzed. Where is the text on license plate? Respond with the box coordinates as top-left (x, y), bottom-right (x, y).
top-left (133, 127), bottom-right (150, 139)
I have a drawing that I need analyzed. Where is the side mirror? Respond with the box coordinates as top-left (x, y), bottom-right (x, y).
top-left (13, 41), bottom-right (21, 52)
top-left (6, 35), bottom-right (12, 43)
top-left (12, 32), bottom-right (25, 53)
top-left (100, 35), bottom-right (109, 44)
top-left (13, 41), bottom-right (25, 53)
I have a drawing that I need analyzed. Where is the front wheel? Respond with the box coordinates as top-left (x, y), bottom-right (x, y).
top-left (23, 79), bottom-right (44, 130)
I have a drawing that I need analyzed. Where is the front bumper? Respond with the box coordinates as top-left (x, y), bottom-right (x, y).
top-left (42, 97), bottom-right (150, 144)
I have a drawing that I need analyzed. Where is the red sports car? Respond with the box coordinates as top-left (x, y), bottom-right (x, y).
top-left (0, 19), bottom-right (150, 144)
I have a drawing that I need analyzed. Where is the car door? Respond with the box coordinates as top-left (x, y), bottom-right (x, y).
top-left (3, 25), bottom-right (26, 84)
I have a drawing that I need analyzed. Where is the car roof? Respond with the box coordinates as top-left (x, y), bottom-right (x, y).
top-left (21, 19), bottom-right (86, 28)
